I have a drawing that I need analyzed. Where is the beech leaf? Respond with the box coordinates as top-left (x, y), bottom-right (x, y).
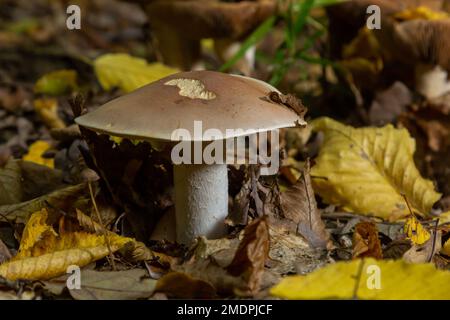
top-left (271, 258), bottom-right (450, 299)
top-left (310, 117), bottom-right (441, 220)
top-left (0, 209), bottom-right (132, 281)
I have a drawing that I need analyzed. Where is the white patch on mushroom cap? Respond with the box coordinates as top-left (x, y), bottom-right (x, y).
top-left (165, 78), bottom-right (216, 100)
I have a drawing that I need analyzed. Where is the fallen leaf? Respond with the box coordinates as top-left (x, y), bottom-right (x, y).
top-left (0, 183), bottom-right (87, 223)
top-left (403, 214), bottom-right (431, 245)
top-left (442, 238), bottom-right (450, 256)
top-left (34, 69), bottom-right (78, 96)
top-left (280, 159), bottom-right (330, 249)
top-left (155, 271), bottom-right (217, 299)
top-left (310, 117), bottom-right (442, 220)
top-left (403, 231), bottom-right (441, 264)
top-left (0, 239), bottom-right (11, 264)
top-left (45, 269), bottom-right (156, 300)
top-left (438, 211), bottom-right (450, 225)
top-left (33, 98), bottom-right (65, 129)
top-left (93, 53), bottom-right (179, 93)
top-left (352, 221), bottom-right (382, 259)
top-left (226, 217), bottom-right (270, 294)
top-left (266, 220), bottom-right (328, 275)
top-left (270, 258), bottom-right (450, 299)
top-left (0, 160), bottom-right (23, 205)
top-left (22, 140), bottom-right (54, 168)
top-left (0, 209), bottom-right (132, 280)
top-left (156, 218), bottom-right (271, 298)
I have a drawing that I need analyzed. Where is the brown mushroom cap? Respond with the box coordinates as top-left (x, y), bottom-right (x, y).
top-left (145, 0), bottom-right (276, 40)
top-left (75, 71), bottom-right (305, 142)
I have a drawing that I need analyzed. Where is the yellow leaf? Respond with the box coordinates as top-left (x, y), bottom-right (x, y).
top-left (34, 69), bottom-right (78, 96)
top-left (93, 53), bottom-right (179, 93)
top-left (442, 238), bottom-right (450, 256)
top-left (33, 98), bottom-right (65, 129)
top-left (15, 209), bottom-right (56, 259)
top-left (0, 209), bottom-right (132, 281)
top-left (270, 258), bottom-right (450, 299)
top-left (22, 141), bottom-right (54, 168)
top-left (438, 211), bottom-right (450, 225)
top-left (403, 214), bottom-right (430, 245)
top-left (395, 6), bottom-right (448, 21)
top-left (310, 117), bottom-right (441, 220)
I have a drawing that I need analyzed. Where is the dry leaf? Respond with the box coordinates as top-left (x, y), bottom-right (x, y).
top-left (0, 183), bottom-right (87, 223)
top-left (226, 217), bottom-right (270, 294)
top-left (267, 220), bottom-right (328, 275)
top-left (0, 160), bottom-right (23, 205)
top-left (280, 159), bottom-right (330, 249)
top-left (156, 218), bottom-right (270, 298)
top-left (403, 231), bottom-right (441, 264)
top-left (22, 140), bottom-right (54, 168)
top-left (45, 269), bottom-right (156, 300)
top-left (0, 209), bottom-right (132, 280)
top-left (270, 258), bottom-right (450, 299)
top-left (155, 271), bottom-right (217, 299)
top-left (0, 239), bottom-right (11, 264)
top-left (311, 117), bottom-right (441, 220)
top-left (442, 238), bottom-right (450, 256)
top-left (94, 53), bottom-right (179, 93)
top-left (33, 98), bottom-right (65, 129)
top-left (352, 221), bottom-right (382, 259)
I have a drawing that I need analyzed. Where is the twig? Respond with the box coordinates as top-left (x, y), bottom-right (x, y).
top-left (352, 259), bottom-right (365, 300)
top-left (88, 182), bottom-right (116, 271)
top-left (428, 218), bottom-right (440, 263)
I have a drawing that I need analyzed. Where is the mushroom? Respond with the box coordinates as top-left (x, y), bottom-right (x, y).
top-left (139, 0), bottom-right (276, 71)
top-left (327, 0), bottom-right (450, 97)
top-left (75, 70), bottom-right (305, 244)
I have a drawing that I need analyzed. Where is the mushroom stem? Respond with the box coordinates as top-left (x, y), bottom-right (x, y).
top-left (174, 163), bottom-right (228, 244)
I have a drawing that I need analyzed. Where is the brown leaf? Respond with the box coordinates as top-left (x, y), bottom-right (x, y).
top-left (280, 159), bottom-right (330, 249)
top-left (266, 219), bottom-right (329, 275)
top-left (403, 230), bottom-right (442, 264)
top-left (226, 216), bottom-right (270, 294)
top-left (268, 91), bottom-right (307, 118)
top-left (156, 218), bottom-right (270, 298)
top-left (0, 183), bottom-right (87, 223)
top-left (155, 271), bottom-right (216, 299)
top-left (44, 269), bottom-right (156, 300)
top-left (352, 221), bottom-right (383, 259)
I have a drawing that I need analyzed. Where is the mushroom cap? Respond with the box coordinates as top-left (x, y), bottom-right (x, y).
top-left (75, 71), bottom-right (306, 142)
top-left (145, 0), bottom-right (276, 40)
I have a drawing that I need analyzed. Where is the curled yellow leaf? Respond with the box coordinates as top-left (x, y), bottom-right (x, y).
top-left (310, 117), bottom-right (441, 220)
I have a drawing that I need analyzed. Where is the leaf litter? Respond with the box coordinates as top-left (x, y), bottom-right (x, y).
top-left (1, 0), bottom-right (450, 301)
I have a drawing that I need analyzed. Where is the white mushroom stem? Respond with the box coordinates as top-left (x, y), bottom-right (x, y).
top-left (173, 163), bottom-right (228, 245)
